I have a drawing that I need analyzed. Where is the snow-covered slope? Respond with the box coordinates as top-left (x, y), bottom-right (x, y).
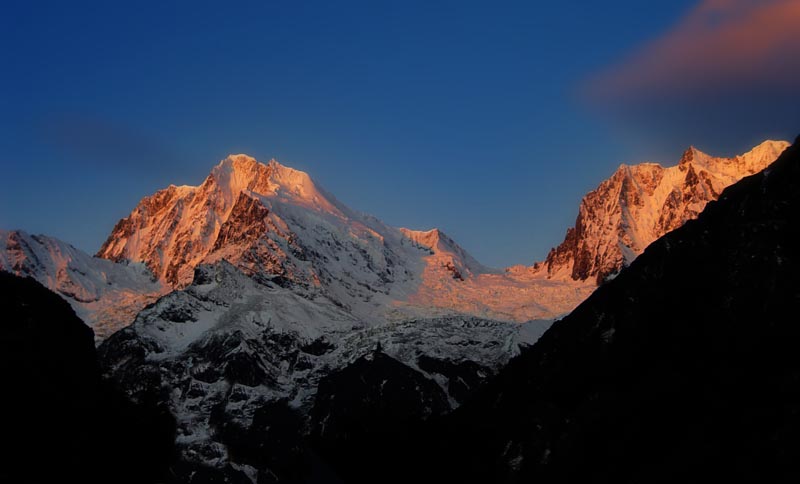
top-left (97, 154), bottom-right (588, 322)
top-left (535, 140), bottom-right (789, 283)
top-left (0, 230), bottom-right (166, 339)
top-left (100, 260), bottom-right (544, 479)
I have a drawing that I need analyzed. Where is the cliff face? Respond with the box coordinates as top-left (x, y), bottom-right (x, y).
top-left (96, 156), bottom-right (283, 287)
top-left (540, 140), bottom-right (789, 283)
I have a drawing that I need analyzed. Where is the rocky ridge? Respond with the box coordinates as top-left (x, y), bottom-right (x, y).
top-left (536, 140), bottom-right (789, 282)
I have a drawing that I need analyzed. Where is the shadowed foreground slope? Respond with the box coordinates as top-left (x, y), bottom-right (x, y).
top-left (0, 272), bottom-right (175, 484)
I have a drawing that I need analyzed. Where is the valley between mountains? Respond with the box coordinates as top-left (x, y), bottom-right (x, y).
top-left (0, 139), bottom-right (790, 482)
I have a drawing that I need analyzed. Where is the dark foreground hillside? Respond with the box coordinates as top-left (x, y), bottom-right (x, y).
top-left (328, 137), bottom-right (800, 484)
top-left (0, 272), bottom-right (175, 484)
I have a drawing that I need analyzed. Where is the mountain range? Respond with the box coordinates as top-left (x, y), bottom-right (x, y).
top-left (0, 138), bottom-right (792, 482)
top-left (1, 140), bottom-right (787, 337)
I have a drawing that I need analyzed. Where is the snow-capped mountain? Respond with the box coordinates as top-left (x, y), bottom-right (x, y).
top-left (0, 230), bottom-right (165, 339)
top-left (97, 154), bottom-right (591, 323)
top-left (96, 142), bottom-right (787, 324)
top-left (535, 140), bottom-right (789, 283)
top-left (1, 140), bottom-right (788, 339)
top-left (100, 259), bottom-right (546, 481)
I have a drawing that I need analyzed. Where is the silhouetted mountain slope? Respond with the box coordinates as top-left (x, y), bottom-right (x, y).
top-left (344, 137), bottom-right (800, 484)
top-left (0, 272), bottom-right (175, 484)
top-left (309, 350), bottom-right (450, 482)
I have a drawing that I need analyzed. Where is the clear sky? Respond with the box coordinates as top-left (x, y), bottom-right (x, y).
top-left (2, 0), bottom-right (798, 267)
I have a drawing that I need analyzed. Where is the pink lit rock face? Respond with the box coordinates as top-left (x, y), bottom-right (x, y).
top-left (537, 140), bottom-right (790, 283)
top-left (95, 141), bottom-right (787, 325)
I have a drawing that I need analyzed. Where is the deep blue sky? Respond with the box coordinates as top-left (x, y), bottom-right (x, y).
top-left (2, 0), bottom-right (797, 267)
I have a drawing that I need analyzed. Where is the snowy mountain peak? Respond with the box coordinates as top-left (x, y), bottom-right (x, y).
top-left (97, 155), bottom-right (350, 286)
top-left (399, 228), bottom-right (487, 276)
top-left (209, 154), bottom-right (342, 216)
top-left (399, 227), bottom-right (445, 251)
top-left (678, 140), bottom-right (790, 172)
top-left (538, 140), bottom-right (789, 283)
top-left (214, 153), bottom-right (256, 171)
top-left (207, 154), bottom-right (276, 209)
top-left (211, 154), bottom-right (298, 189)
top-left (212, 154), bottom-right (306, 188)
top-left (678, 145), bottom-right (709, 166)
top-left (739, 140), bottom-right (791, 167)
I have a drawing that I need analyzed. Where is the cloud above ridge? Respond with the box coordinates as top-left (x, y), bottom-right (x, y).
top-left (580, 0), bottom-right (800, 157)
top-left (585, 0), bottom-right (800, 102)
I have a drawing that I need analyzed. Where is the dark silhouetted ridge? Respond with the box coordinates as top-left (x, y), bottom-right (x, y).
top-left (0, 272), bottom-right (175, 484)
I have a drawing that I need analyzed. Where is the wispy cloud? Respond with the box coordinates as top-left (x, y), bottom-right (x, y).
top-left (580, 0), bottom-right (800, 156)
top-left (585, 0), bottom-right (800, 102)
top-left (38, 113), bottom-right (179, 171)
